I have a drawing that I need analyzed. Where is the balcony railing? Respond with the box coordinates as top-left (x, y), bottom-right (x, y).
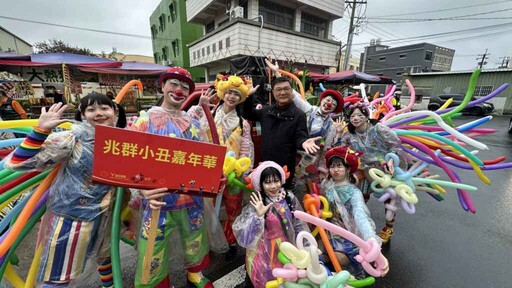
top-left (188, 19), bottom-right (340, 68)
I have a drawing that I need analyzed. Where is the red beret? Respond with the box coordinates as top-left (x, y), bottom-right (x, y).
top-left (325, 146), bottom-right (362, 173)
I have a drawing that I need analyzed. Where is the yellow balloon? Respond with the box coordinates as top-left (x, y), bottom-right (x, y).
top-left (265, 278), bottom-right (284, 288)
top-left (468, 159), bottom-right (491, 185)
top-left (5, 263), bottom-right (25, 288)
top-left (0, 120), bottom-right (71, 130)
top-left (406, 135), bottom-right (450, 149)
top-left (25, 244), bottom-right (42, 288)
top-left (312, 196), bottom-right (332, 237)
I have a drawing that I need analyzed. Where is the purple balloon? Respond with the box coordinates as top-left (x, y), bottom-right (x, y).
top-left (399, 138), bottom-right (472, 212)
top-left (389, 83), bottom-right (510, 127)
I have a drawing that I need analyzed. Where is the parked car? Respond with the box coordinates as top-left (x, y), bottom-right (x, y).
top-left (427, 94), bottom-right (494, 116)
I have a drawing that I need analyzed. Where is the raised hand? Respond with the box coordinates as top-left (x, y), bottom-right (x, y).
top-left (302, 136), bottom-right (322, 154)
top-left (249, 191), bottom-right (272, 217)
top-left (38, 103), bottom-right (69, 131)
top-left (199, 88), bottom-right (217, 108)
top-left (265, 57), bottom-right (281, 77)
top-left (333, 117), bottom-right (345, 133)
top-left (139, 187), bottom-right (169, 209)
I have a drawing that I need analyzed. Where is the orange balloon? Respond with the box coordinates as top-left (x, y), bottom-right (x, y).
top-left (115, 80), bottom-right (143, 104)
top-left (303, 194), bottom-right (342, 272)
top-left (278, 69), bottom-right (305, 100)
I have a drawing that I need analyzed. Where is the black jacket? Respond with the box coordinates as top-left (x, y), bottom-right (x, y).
top-left (244, 95), bottom-right (309, 185)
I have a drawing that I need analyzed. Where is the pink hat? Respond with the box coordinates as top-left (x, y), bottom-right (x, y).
top-left (246, 161), bottom-right (289, 192)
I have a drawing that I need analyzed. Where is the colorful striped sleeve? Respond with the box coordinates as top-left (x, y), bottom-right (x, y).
top-left (9, 127), bottom-right (51, 164)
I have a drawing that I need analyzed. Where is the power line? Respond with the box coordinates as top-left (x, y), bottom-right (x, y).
top-left (369, 7), bottom-right (512, 21)
top-left (369, 17), bottom-right (512, 23)
top-left (374, 0), bottom-right (512, 17)
top-left (351, 21), bottom-right (512, 46)
top-left (0, 15), bottom-right (174, 42)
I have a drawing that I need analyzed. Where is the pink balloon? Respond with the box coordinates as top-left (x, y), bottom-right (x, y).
top-left (293, 211), bottom-right (388, 277)
top-left (381, 79), bottom-right (415, 122)
top-left (272, 263), bottom-right (307, 282)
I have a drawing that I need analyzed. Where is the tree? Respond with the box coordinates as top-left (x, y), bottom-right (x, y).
top-left (34, 38), bottom-right (95, 56)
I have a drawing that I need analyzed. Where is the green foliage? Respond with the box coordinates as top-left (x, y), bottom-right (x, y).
top-left (34, 38), bottom-right (95, 56)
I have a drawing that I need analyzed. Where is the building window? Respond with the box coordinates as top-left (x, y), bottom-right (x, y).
top-left (367, 58), bottom-right (371, 61)
top-left (399, 54), bottom-right (407, 59)
top-left (226, 37), bottom-right (230, 48)
top-left (202, 48), bottom-right (205, 57)
top-left (379, 56), bottom-right (386, 61)
top-left (154, 53), bottom-right (159, 63)
top-left (207, 46), bottom-right (210, 55)
top-left (425, 51), bottom-right (433, 61)
top-left (169, 2), bottom-right (177, 23)
top-left (212, 43), bottom-right (216, 53)
top-left (474, 85), bottom-right (494, 97)
top-left (193, 51), bottom-right (196, 60)
top-left (162, 47), bottom-right (168, 61)
top-left (301, 12), bottom-right (328, 38)
top-left (219, 40), bottom-right (223, 50)
top-left (172, 40), bottom-right (179, 57)
top-left (151, 25), bottom-right (157, 38)
top-left (206, 21), bottom-right (215, 33)
top-left (259, 0), bottom-right (294, 30)
top-left (159, 14), bottom-right (166, 31)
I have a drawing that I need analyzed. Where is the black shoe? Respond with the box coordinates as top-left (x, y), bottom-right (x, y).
top-left (225, 245), bottom-right (238, 261)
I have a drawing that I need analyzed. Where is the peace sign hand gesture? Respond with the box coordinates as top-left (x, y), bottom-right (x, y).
top-left (250, 191), bottom-right (272, 217)
top-left (38, 103), bottom-right (69, 131)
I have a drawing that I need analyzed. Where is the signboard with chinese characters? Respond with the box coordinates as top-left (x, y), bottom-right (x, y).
top-left (92, 126), bottom-right (227, 197)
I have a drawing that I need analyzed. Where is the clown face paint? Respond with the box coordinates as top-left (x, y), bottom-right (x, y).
top-left (319, 95), bottom-right (338, 115)
top-left (161, 78), bottom-right (190, 109)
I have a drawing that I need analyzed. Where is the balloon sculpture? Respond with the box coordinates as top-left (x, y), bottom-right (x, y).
top-left (348, 69), bottom-right (511, 215)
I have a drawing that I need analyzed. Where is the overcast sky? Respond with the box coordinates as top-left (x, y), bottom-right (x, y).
top-left (1, 0), bottom-right (511, 70)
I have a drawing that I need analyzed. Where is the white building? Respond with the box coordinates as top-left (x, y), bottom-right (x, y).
top-left (0, 25), bottom-right (33, 54)
top-left (186, 0), bottom-right (344, 80)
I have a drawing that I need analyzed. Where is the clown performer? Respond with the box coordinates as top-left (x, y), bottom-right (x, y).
top-left (130, 67), bottom-right (228, 288)
top-left (190, 74), bottom-right (255, 261)
top-left (265, 59), bottom-right (344, 196)
top-left (232, 161), bottom-right (309, 288)
top-left (5, 94), bottom-right (127, 287)
top-left (339, 103), bottom-right (407, 244)
top-left (322, 146), bottom-right (388, 279)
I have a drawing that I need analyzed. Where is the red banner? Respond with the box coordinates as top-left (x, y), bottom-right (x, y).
top-left (93, 126), bottom-right (227, 197)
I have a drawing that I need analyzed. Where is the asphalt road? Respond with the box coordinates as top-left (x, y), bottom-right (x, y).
top-left (3, 115), bottom-right (512, 288)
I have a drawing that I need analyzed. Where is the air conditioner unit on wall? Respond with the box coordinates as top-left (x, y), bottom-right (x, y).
top-left (230, 6), bottom-right (244, 19)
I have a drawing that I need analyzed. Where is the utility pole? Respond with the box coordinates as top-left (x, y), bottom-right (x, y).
top-left (476, 49), bottom-right (489, 69)
top-left (343, 0), bottom-right (367, 71)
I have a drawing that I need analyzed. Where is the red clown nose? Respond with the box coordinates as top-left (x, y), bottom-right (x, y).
top-left (174, 89), bottom-right (183, 97)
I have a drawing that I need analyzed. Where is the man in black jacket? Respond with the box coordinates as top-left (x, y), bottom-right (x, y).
top-left (243, 77), bottom-right (320, 188)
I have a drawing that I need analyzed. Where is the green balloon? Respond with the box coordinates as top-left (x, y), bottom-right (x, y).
top-left (0, 171), bottom-right (49, 205)
top-left (395, 130), bottom-right (483, 166)
top-left (0, 169), bottom-right (15, 181)
top-left (110, 187), bottom-right (124, 288)
top-left (0, 171), bottom-right (25, 185)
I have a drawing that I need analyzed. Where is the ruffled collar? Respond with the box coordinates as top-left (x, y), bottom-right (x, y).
top-left (214, 105), bottom-right (240, 131)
